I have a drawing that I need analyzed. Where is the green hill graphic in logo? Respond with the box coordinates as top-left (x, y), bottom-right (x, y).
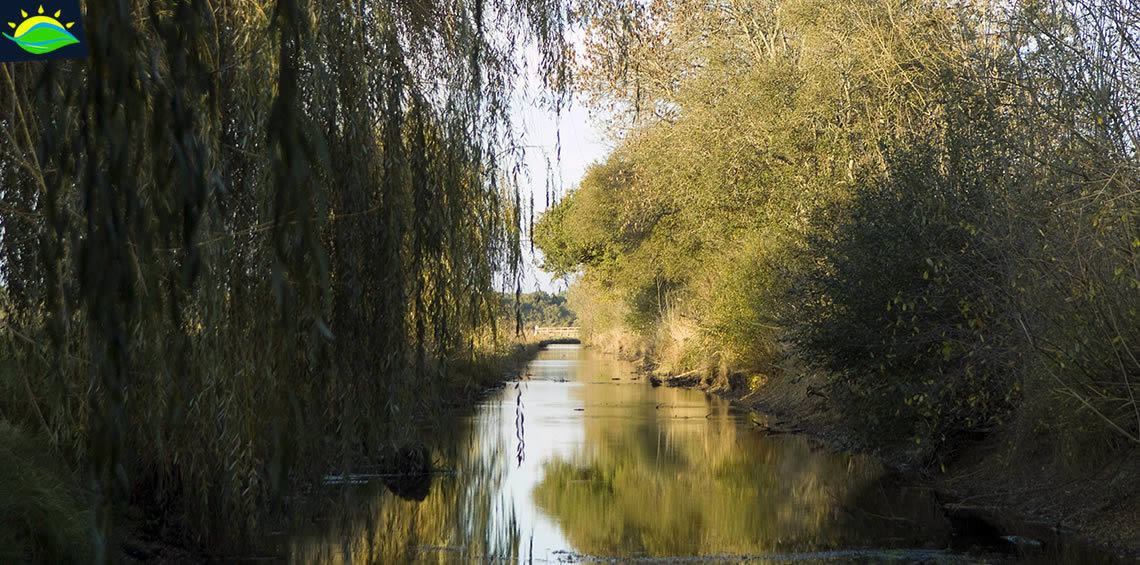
top-left (4, 5), bottom-right (79, 55)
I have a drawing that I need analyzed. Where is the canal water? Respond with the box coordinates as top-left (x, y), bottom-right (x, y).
top-left (288, 344), bottom-right (1117, 563)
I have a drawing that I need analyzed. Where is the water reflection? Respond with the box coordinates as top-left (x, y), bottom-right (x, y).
top-left (286, 345), bottom-right (1117, 563)
top-left (527, 348), bottom-right (953, 560)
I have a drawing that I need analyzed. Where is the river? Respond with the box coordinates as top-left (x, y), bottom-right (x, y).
top-left (286, 344), bottom-right (1118, 563)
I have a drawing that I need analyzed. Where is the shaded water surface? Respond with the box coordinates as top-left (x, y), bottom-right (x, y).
top-left (288, 345), bottom-right (1117, 563)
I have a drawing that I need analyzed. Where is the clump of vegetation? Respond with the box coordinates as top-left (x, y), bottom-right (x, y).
top-left (789, 92), bottom-right (1023, 450)
top-left (0, 420), bottom-right (89, 562)
top-left (501, 291), bottom-right (578, 329)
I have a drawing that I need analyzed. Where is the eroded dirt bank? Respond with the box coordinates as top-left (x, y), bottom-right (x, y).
top-left (639, 358), bottom-right (1140, 562)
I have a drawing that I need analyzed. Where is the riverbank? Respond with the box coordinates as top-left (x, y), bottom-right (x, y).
top-left (76, 338), bottom-right (561, 563)
top-left (638, 356), bottom-right (1140, 562)
top-left (435, 338), bottom-right (576, 410)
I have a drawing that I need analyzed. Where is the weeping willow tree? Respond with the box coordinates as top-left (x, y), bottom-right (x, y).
top-left (0, 0), bottom-right (572, 556)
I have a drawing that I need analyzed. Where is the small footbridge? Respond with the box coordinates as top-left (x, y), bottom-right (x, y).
top-left (532, 326), bottom-right (580, 341)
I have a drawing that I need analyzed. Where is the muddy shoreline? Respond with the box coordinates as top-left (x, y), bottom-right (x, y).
top-left (641, 359), bottom-right (1140, 562)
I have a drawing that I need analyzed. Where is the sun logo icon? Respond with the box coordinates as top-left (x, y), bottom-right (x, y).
top-left (4, 5), bottom-right (79, 55)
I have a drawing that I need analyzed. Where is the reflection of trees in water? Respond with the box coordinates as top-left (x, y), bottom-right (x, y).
top-left (532, 384), bottom-right (954, 557)
top-left (287, 352), bottom-right (962, 562)
top-left (288, 408), bottom-right (521, 563)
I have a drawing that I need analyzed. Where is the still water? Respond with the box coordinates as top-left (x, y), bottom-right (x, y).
top-left (288, 345), bottom-right (1116, 563)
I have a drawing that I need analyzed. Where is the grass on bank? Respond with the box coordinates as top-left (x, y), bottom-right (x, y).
top-left (0, 419), bottom-right (89, 562)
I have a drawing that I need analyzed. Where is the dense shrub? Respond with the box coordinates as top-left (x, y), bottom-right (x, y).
top-left (787, 105), bottom-right (1022, 449)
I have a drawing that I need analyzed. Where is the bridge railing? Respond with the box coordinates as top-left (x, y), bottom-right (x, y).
top-left (532, 326), bottom-right (580, 338)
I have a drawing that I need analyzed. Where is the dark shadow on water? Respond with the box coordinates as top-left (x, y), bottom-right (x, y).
top-left (539, 337), bottom-right (582, 345)
top-left (376, 444), bottom-right (433, 501)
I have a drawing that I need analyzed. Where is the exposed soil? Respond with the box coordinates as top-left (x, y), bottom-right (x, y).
top-left (641, 359), bottom-right (1140, 562)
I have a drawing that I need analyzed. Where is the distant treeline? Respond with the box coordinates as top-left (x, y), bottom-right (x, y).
top-left (502, 291), bottom-right (579, 329)
top-left (537, 0), bottom-right (1139, 468)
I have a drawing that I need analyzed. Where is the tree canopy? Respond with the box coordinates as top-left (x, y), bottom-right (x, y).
top-left (538, 0), bottom-right (1139, 460)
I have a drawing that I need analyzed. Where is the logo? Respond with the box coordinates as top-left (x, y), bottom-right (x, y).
top-left (1, 2), bottom-right (87, 62)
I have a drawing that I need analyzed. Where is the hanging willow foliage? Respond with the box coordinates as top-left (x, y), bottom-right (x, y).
top-left (0, 0), bottom-right (571, 555)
